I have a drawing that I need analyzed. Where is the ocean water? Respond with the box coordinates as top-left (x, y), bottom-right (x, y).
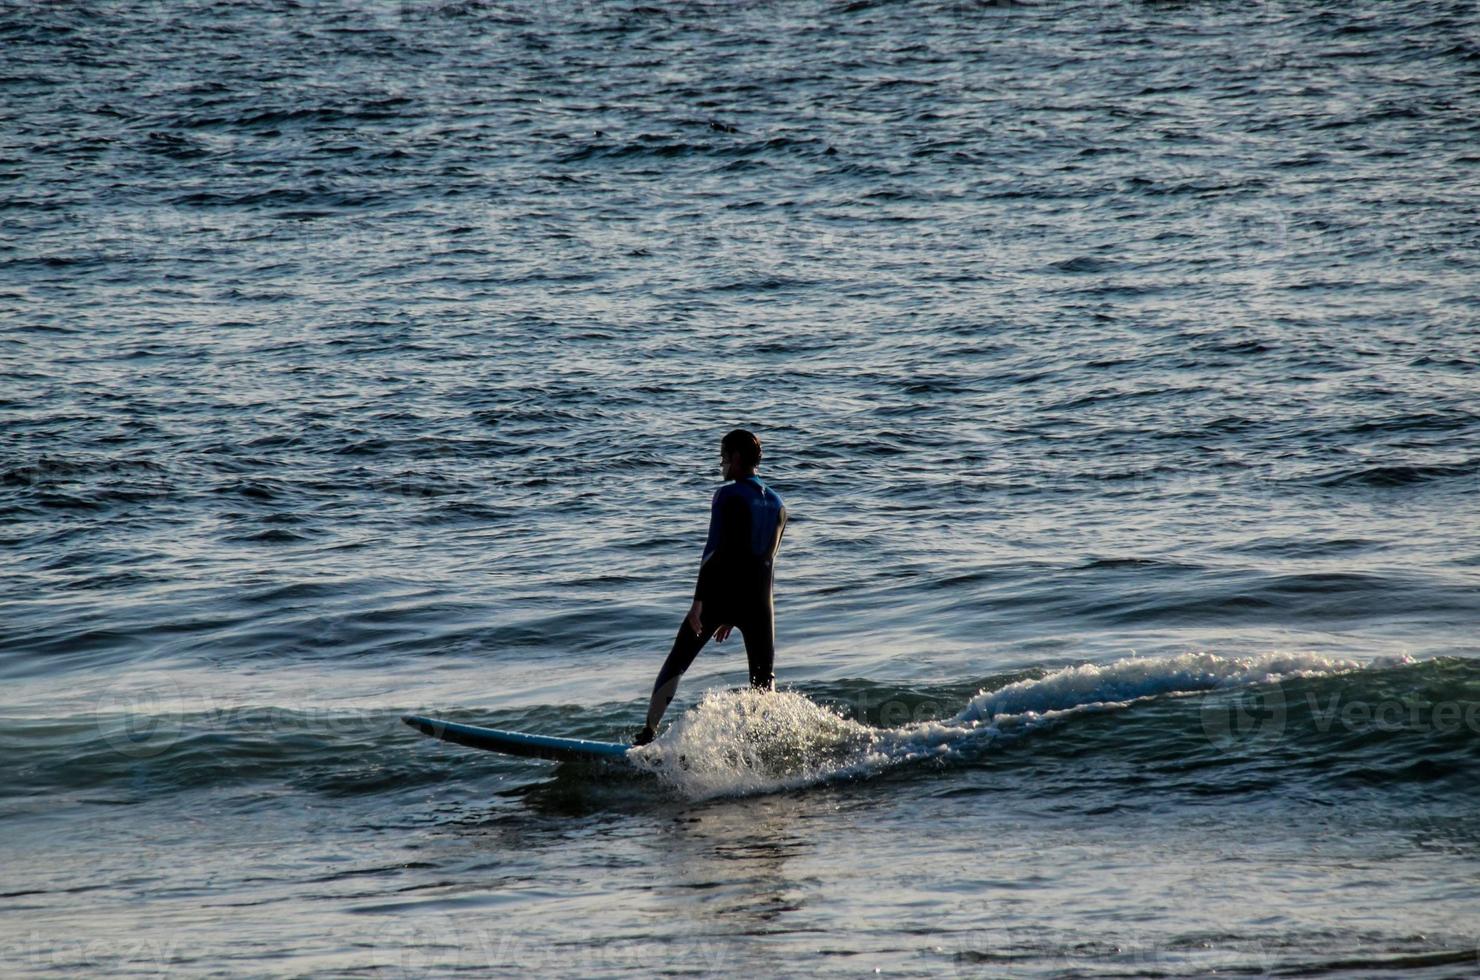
top-left (3, 0), bottom-right (1479, 975)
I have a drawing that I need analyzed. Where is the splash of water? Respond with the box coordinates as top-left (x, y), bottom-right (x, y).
top-left (629, 651), bottom-right (1408, 800)
top-left (628, 687), bottom-right (880, 798)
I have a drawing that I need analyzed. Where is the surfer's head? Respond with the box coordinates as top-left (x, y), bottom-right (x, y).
top-left (720, 428), bottom-right (761, 479)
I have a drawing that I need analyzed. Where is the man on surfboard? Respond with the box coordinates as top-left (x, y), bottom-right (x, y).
top-left (634, 429), bottom-right (787, 745)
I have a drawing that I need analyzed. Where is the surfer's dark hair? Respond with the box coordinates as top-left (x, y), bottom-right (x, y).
top-left (722, 428), bottom-right (762, 469)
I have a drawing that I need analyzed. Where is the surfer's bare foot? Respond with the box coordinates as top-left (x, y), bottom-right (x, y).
top-left (632, 726), bottom-right (656, 746)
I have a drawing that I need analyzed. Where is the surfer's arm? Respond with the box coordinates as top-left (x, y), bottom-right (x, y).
top-left (692, 489), bottom-right (723, 600)
top-left (694, 490), bottom-right (750, 603)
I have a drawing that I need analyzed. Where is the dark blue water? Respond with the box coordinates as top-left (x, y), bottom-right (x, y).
top-left (4, 0), bottom-right (1479, 975)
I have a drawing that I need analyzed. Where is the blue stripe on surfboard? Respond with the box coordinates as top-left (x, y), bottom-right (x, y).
top-left (401, 714), bottom-right (632, 763)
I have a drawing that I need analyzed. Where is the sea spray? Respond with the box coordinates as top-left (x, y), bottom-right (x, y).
top-left (951, 650), bottom-right (1386, 725)
top-left (628, 687), bottom-right (879, 798)
top-left (631, 651), bottom-right (1412, 799)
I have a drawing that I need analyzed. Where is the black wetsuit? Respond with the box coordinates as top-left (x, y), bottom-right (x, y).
top-left (653, 474), bottom-right (787, 693)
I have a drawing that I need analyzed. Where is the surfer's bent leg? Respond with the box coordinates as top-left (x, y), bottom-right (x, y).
top-left (641, 613), bottom-right (717, 736)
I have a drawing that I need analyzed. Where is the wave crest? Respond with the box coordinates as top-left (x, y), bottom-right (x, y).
top-left (952, 650), bottom-right (1378, 724)
top-left (632, 651), bottom-right (1412, 799)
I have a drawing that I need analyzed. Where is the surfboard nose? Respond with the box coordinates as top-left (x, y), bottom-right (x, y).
top-left (402, 714), bottom-right (438, 734)
top-left (402, 715), bottom-right (631, 763)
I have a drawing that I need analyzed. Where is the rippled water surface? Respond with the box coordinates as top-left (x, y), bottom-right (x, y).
top-left (3, 0), bottom-right (1479, 975)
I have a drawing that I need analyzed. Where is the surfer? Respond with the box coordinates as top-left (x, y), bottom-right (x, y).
top-left (633, 429), bottom-right (788, 746)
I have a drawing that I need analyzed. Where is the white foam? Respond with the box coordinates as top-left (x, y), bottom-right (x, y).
top-left (951, 650), bottom-right (1375, 725)
top-left (628, 687), bottom-right (882, 798)
top-left (629, 651), bottom-right (1406, 800)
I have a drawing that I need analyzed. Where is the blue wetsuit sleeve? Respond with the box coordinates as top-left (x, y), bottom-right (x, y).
top-left (700, 490), bottom-right (722, 562)
top-left (694, 488), bottom-right (751, 602)
top-left (693, 490), bottom-right (721, 599)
